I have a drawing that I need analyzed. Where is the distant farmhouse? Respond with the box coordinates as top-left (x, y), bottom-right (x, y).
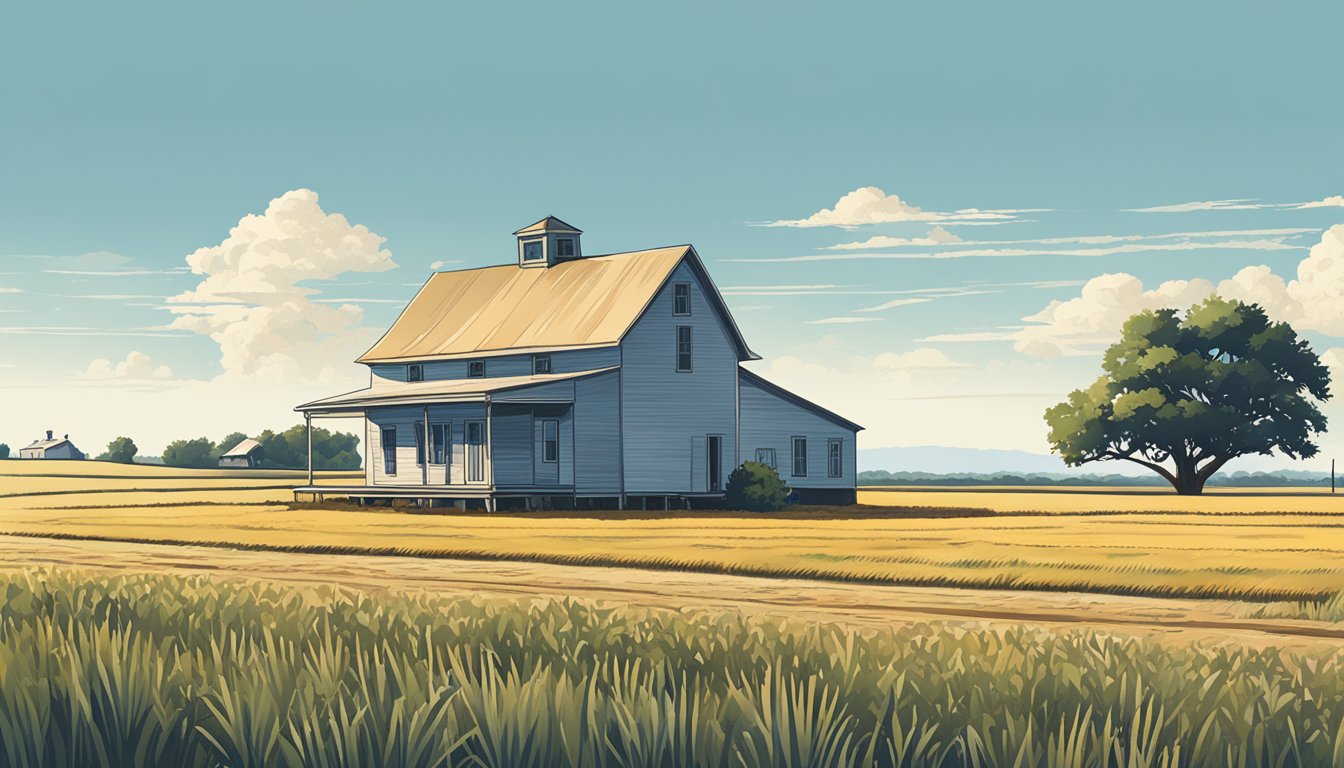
top-left (218, 438), bottom-right (262, 468)
top-left (19, 430), bottom-right (85, 460)
top-left (297, 218), bottom-right (861, 509)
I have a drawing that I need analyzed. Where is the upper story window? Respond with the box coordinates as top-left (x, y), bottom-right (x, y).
top-left (407, 363), bottom-right (423, 382)
top-left (555, 238), bottom-right (575, 258)
top-left (675, 326), bottom-right (693, 372)
top-left (468, 360), bottom-right (486, 378)
top-left (532, 354), bottom-right (552, 375)
top-left (673, 282), bottom-right (691, 315)
top-left (522, 240), bottom-right (543, 261)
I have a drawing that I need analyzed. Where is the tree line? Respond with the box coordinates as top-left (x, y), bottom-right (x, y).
top-left (85, 425), bottom-right (361, 470)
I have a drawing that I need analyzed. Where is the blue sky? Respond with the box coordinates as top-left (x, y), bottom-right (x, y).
top-left (1, 1), bottom-right (1341, 468)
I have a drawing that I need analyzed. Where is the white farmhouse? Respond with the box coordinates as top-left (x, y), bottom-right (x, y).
top-left (297, 218), bottom-right (861, 509)
top-left (18, 430), bottom-right (86, 460)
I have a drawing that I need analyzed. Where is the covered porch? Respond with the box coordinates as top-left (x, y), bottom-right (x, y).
top-left (294, 369), bottom-right (613, 511)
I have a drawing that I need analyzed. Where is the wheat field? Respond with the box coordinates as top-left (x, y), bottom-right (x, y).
top-left (3, 461), bottom-right (1344, 603)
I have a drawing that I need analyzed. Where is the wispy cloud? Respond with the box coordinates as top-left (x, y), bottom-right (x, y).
top-left (757, 186), bottom-right (1045, 229)
top-left (312, 297), bottom-right (407, 304)
top-left (727, 238), bottom-right (1301, 263)
top-left (1126, 196), bottom-right (1342, 213)
top-left (42, 268), bottom-right (190, 276)
top-left (0, 326), bottom-right (191, 337)
top-left (824, 227), bottom-right (1316, 251)
top-left (824, 226), bottom-right (963, 250)
top-left (915, 330), bottom-right (1021, 343)
top-left (805, 316), bottom-right (881, 325)
top-left (0, 287), bottom-right (21, 294)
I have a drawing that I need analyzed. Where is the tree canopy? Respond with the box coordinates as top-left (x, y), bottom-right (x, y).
top-left (96, 436), bottom-right (138, 464)
top-left (1045, 296), bottom-right (1331, 494)
top-left (162, 437), bottom-right (217, 468)
top-left (255, 425), bottom-right (360, 470)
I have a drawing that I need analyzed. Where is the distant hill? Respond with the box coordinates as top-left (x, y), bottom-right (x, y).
top-left (857, 446), bottom-right (1142, 476)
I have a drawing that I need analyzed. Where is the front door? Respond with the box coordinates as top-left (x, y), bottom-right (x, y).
top-left (707, 435), bottom-right (723, 492)
top-left (465, 420), bottom-right (486, 483)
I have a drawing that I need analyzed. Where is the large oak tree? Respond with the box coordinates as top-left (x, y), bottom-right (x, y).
top-left (1045, 296), bottom-right (1331, 494)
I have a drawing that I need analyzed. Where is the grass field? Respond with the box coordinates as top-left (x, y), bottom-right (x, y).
top-left (3, 568), bottom-right (1341, 768)
top-left (2, 460), bottom-right (1344, 603)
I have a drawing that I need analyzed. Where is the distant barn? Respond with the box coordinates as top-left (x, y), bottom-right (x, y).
top-left (19, 430), bottom-right (86, 460)
top-left (218, 438), bottom-right (262, 468)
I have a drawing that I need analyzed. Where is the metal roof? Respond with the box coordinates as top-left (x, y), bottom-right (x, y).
top-left (356, 246), bottom-right (757, 363)
top-left (295, 367), bottom-right (618, 413)
top-left (220, 438), bottom-right (262, 457)
top-left (21, 438), bottom-right (70, 451)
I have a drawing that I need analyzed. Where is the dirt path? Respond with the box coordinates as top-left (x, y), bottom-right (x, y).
top-left (3, 534), bottom-right (1340, 649)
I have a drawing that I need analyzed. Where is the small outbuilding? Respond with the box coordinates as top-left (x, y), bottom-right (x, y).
top-left (218, 438), bottom-right (262, 468)
top-left (18, 430), bottom-right (86, 460)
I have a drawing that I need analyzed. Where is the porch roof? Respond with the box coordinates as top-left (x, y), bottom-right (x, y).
top-left (295, 367), bottom-right (617, 415)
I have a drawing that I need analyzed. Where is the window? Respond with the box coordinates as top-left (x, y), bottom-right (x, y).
top-left (407, 364), bottom-right (423, 382)
top-left (673, 282), bottom-right (691, 315)
top-left (382, 427), bottom-right (397, 475)
top-left (828, 439), bottom-right (843, 478)
top-left (468, 360), bottom-right (485, 378)
top-left (532, 354), bottom-right (552, 375)
top-left (542, 419), bottom-right (559, 463)
top-left (755, 448), bottom-right (776, 469)
top-left (522, 240), bottom-right (543, 261)
top-left (791, 437), bottom-right (807, 477)
top-left (555, 238), bottom-right (575, 257)
top-left (676, 326), bottom-right (693, 372)
top-left (414, 422), bottom-right (425, 466)
top-left (431, 423), bottom-right (447, 465)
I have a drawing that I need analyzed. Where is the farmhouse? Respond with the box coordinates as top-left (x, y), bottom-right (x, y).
top-left (18, 430), bottom-right (85, 460)
top-left (296, 218), bottom-right (861, 509)
top-left (218, 438), bottom-right (262, 468)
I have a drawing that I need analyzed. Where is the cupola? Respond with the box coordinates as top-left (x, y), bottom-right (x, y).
top-left (513, 216), bottom-right (582, 268)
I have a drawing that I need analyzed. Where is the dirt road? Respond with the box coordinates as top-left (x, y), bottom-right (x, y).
top-left (3, 534), bottom-right (1340, 649)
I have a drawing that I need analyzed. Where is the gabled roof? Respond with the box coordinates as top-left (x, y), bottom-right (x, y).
top-left (357, 246), bottom-right (758, 363)
top-left (512, 216), bottom-right (582, 236)
top-left (22, 437), bottom-right (71, 451)
top-left (296, 367), bottom-right (618, 413)
top-left (220, 438), bottom-right (262, 458)
top-left (739, 367), bottom-right (864, 432)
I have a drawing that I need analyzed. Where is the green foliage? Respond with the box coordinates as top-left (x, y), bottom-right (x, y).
top-left (1, 568), bottom-right (1342, 767)
top-left (255, 424), bottom-right (360, 470)
top-left (726, 461), bottom-right (790, 511)
top-left (0, 443), bottom-right (8, 459)
top-left (1045, 296), bottom-right (1331, 494)
top-left (96, 436), bottom-right (138, 464)
top-left (161, 437), bottom-right (216, 468)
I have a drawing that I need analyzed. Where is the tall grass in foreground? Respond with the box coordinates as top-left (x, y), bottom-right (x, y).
top-left (1, 570), bottom-right (1342, 768)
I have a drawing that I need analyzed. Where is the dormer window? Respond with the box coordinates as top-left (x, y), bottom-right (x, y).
top-left (555, 238), bottom-right (575, 258)
top-left (468, 360), bottom-right (486, 378)
top-left (407, 363), bottom-right (423, 382)
top-left (522, 240), bottom-right (544, 261)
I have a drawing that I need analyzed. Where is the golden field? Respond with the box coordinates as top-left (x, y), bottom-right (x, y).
top-left (3, 460), bottom-right (1344, 603)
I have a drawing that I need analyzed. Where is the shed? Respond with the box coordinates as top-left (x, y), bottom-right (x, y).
top-left (18, 430), bottom-right (86, 460)
top-left (219, 438), bottom-right (262, 468)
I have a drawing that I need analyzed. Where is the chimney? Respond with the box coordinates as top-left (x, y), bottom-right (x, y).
top-left (64, 434), bottom-right (68, 440)
top-left (45, 430), bottom-right (52, 440)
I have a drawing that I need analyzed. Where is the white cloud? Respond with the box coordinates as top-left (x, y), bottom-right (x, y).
top-left (0, 287), bottom-right (20, 294)
top-left (825, 227), bottom-right (1315, 251)
top-left (1298, 195), bottom-right (1344, 209)
top-left (728, 238), bottom-right (1302, 263)
top-left (857, 297), bottom-right (935, 312)
top-left (760, 187), bottom-right (1033, 228)
top-left (873, 348), bottom-right (975, 371)
top-left (79, 350), bottom-right (173, 381)
top-left (916, 330), bottom-right (1021, 343)
top-left (824, 226), bottom-right (963, 250)
top-left (805, 316), bottom-right (881, 325)
top-left (166, 189), bottom-right (396, 383)
top-left (1013, 225), bottom-right (1344, 358)
top-left (1127, 196), bottom-right (1342, 213)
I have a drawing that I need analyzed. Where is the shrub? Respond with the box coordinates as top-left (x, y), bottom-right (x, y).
top-left (96, 436), bottom-right (138, 464)
top-left (726, 460), bottom-right (789, 511)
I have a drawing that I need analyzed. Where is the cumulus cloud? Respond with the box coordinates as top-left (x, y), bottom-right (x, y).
top-left (166, 189), bottom-right (396, 383)
top-left (760, 187), bottom-right (1035, 228)
top-left (79, 350), bottom-right (173, 380)
top-left (1014, 225), bottom-right (1344, 358)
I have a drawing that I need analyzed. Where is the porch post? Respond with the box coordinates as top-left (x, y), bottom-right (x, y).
top-left (305, 413), bottom-right (313, 488)
top-left (485, 396), bottom-right (495, 512)
top-left (422, 405), bottom-right (430, 487)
